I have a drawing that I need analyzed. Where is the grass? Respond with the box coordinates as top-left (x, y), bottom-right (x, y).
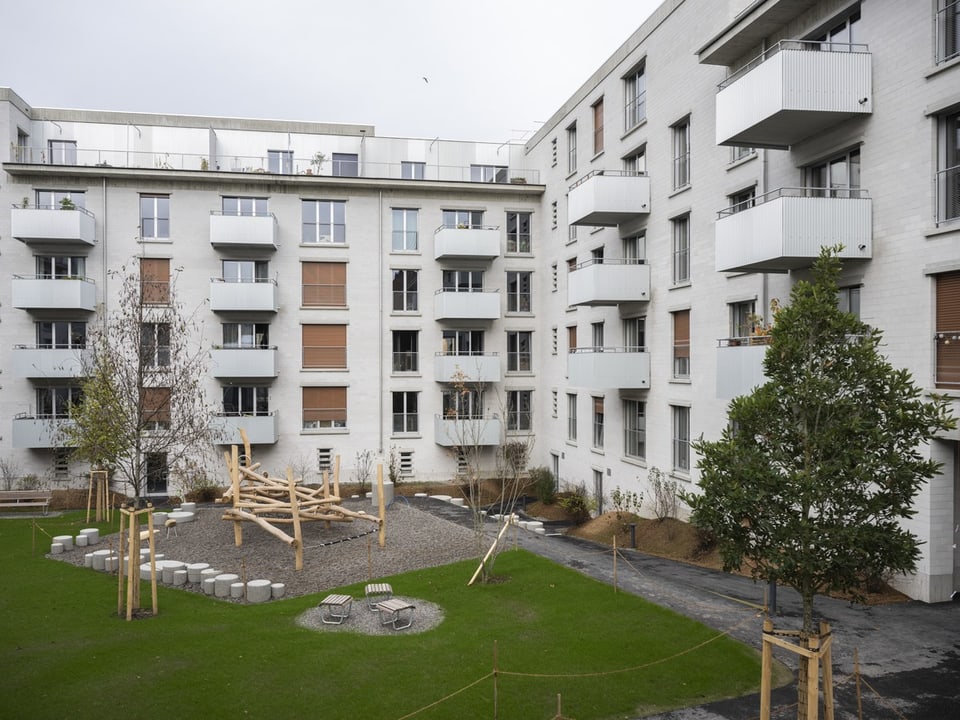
top-left (0, 512), bottom-right (763, 719)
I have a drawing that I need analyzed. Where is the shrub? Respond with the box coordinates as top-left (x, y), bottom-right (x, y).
top-left (648, 466), bottom-right (678, 522)
top-left (610, 485), bottom-right (643, 527)
top-left (556, 480), bottom-right (596, 524)
top-left (529, 466), bottom-right (556, 504)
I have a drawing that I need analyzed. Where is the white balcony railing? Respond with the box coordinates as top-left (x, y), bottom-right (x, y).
top-left (434, 353), bottom-right (501, 383)
top-left (210, 347), bottom-right (279, 378)
top-left (716, 338), bottom-right (770, 399)
top-left (567, 347), bottom-right (650, 389)
top-left (434, 290), bottom-right (500, 320)
top-left (209, 212), bottom-right (278, 249)
top-left (11, 206), bottom-right (96, 245)
top-left (433, 226), bottom-right (500, 259)
top-left (209, 279), bottom-right (279, 313)
top-left (211, 413), bottom-right (278, 445)
top-left (567, 259), bottom-right (651, 306)
top-left (12, 416), bottom-right (75, 449)
top-left (434, 414), bottom-right (502, 447)
top-left (567, 171), bottom-right (651, 226)
top-left (11, 346), bottom-right (91, 378)
top-left (12, 276), bottom-right (97, 311)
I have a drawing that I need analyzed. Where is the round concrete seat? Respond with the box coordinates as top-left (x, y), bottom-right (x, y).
top-left (152, 512), bottom-right (168, 528)
top-left (247, 579), bottom-right (272, 604)
top-left (160, 560), bottom-right (186, 584)
top-left (430, 494), bottom-right (452, 503)
top-left (139, 562), bottom-right (153, 580)
top-left (84, 552), bottom-right (94, 568)
top-left (75, 534), bottom-right (89, 547)
top-left (50, 542), bottom-right (64, 555)
top-left (173, 569), bottom-right (188, 586)
top-left (449, 497), bottom-right (465, 507)
top-left (179, 502), bottom-right (197, 513)
top-left (104, 555), bottom-right (120, 572)
top-left (271, 583), bottom-right (286, 599)
top-left (230, 582), bottom-right (245, 599)
top-left (215, 573), bottom-right (239, 598)
top-left (92, 549), bottom-right (112, 570)
top-left (167, 511), bottom-right (195, 524)
top-left (202, 577), bottom-right (217, 595)
top-left (53, 535), bottom-right (73, 551)
top-left (186, 563), bottom-right (210, 583)
top-left (80, 528), bottom-right (100, 544)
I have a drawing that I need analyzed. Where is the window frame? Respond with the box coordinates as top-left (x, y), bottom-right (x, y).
top-left (506, 270), bottom-right (532, 313)
top-left (392, 208), bottom-right (419, 252)
top-left (672, 310), bottom-right (690, 379)
top-left (672, 215), bottom-right (690, 285)
top-left (506, 211), bottom-right (532, 253)
top-left (671, 118), bottom-right (691, 190)
top-left (623, 399), bottom-right (646, 460)
top-left (301, 261), bottom-right (347, 307)
top-left (392, 391), bottom-right (419, 434)
top-left (140, 194), bottom-right (170, 239)
top-left (672, 405), bottom-right (691, 473)
top-left (301, 199), bottom-right (346, 244)
top-left (391, 268), bottom-right (419, 312)
top-left (624, 62), bottom-right (647, 131)
top-left (507, 390), bottom-right (532, 432)
top-left (302, 324), bottom-right (348, 369)
top-left (507, 330), bottom-right (533, 372)
top-left (302, 386), bottom-right (347, 429)
top-left (392, 330), bottom-right (419, 373)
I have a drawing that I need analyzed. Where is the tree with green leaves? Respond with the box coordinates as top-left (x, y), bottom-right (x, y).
top-left (64, 265), bottom-right (215, 506)
top-left (685, 248), bottom-right (954, 636)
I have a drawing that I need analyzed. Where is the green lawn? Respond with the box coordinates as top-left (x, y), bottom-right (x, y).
top-left (0, 512), bottom-right (762, 719)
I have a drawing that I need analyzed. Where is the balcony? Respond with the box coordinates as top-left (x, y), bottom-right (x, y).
top-left (210, 347), bottom-right (279, 378)
top-left (12, 416), bottom-right (74, 449)
top-left (715, 188), bottom-right (872, 273)
top-left (434, 414), bottom-right (502, 447)
top-left (434, 353), bottom-right (501, 383)
top-left (209, 279), bottom-right (278, 313)
top-left (211, 413), bottom-right (279, 445)
top-left (716, 338), bottom-right (770, 399)
top-left (434, 290), bottom-right (500, 320)
top-left (568, 171), bottom-right (650, 227)
top-left (567, 347), bottom-right (650, 389)
top-left (12, 276), bottom-right (97, 311)
top-left (11, 206), bottom-right (96, 246)
top-left (11, 346), bottom-right (91, 378)
top-left (433, 226), bottom-right (500, 259)
top-left (715, 41), bottom-right (872, 149)
top-left (567, 259), bottom-right (651, 306)
top-left (209, 212), bottom-right (278, 250)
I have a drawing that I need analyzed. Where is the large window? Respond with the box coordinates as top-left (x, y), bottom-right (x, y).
top-left (302, 325), bottom-right (347, 369)
top-left (592, 396), bottom-right (604, 449)
top-left (567, 123), bottom-right (578, 174)
top-left (624, 63), bottom-right (646, 130)
top-left (441, 209), bottom-right (483, 229)
top-left (567, 393), bottom-right (578, 442)
top-left (37, 255), bottom-right (85, 279)
top-left (623, 399), bottom-right (646, 460)
top-left (507, 390), bottom-right (532, 431)
top-left (730, 300), bottom-right (755, 339)
top-left (332, 153), bottom-right (358, 177)
top-left (401, 161), bottom-right (425, 180)
top-left (392, 392), bottom-right (419, 433)
top-left (728, 187), bottom-right (756, 214)
top-left (37, 386), bottom-right (82, 418)
top-left (506, 212), bottom-right (531, 253)
top-left (141, 323), bottom-right (171, 368)
top-left (140, 194), bottom-right (170, 239)
top-left (392, 269), bottom-right (419, 312)
top-left (805, 148), bottom-right (861, 198)
top-left (222, 386), bottom-right (269, 416)
top-left (302, 200), bottom-right (346, 243)
top-left (36, 190), bottom-right (85, 209)
top-left (223, 322), bottom-right (269, 348)
top-left (506, 271), bottom-right (532, 312)
top-left (507, 331), bottom-right (532, 372)
top-left (302, 387), bottom-right (347, 429)
top-left (470, 165), bottom-right (507, 183)
top-left (442, 269), bottom-right (483, 292)
top-left (145, 452), bottom-right (169, 494)
top-left (48, 140), bottom-right (77, 165)
top-left (140, 258), bottom-right (170, 305)
top-left (672, 215), bottom-right (690, 284)
top-left (37, 321), bottom-right (86, 349)
top-left (392, 330), bottom-right (419, 372)
top-left (838, 286), bottom-right (861, 319)
top-left (223, 260), bottom-right (268, 283)
top-left (222, 197), bottom-right (268, 216)
top-left (592, 97), bottom-right (604, 155)
top-left (392, 209), bottom-right (419, 251)
top-left (809, 8), bottom-right (860, 49)
top-left (937, 0), bottom-right (960, 65)
top-left (673, 310), bottom-right (690, 378)
top-left (442, 329), bottom-right (484, 355)
top-left (623, 148), bottom-right (646, 175)
top-left (937, 110), bottom-right (960, 224)
top-left (936, 271), bottom-right (960, 388)
top-left (623, 233), bottom-right (646, 262)
top-left (672, 405), bottom-right (690, 473)
top-left (268, 150), bottom-right (292, 174)
top-left (672, 118), bottom-right (691, 189)
top-left (623, 316), bottom-right (645, 350)
top-left (442, 388), bottom-right (484, 419)
top-left (302, 262), bottom-right (346, 307)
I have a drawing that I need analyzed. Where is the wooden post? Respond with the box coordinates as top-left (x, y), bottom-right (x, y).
top-left (288, 467), bottom-right (304, 571)
top-left (126, 506), bottom-right (137, 620)
top-left (333, 454), bottom-right (341, 498)
top-left (377, 464), bottom-right (386, 548)
top-left (760, 619), bottom-right (773, 720)
top-left (613, 536), bottom-right (618, 593)
top-left (821, 622), bottom-right (834, 720)
top-left (118, 509), bottom-right (126, 617)
top-left (493, 640), bottom-right (499, 720)
top-left (231, 444), bottom-right (242, 547)
top-left (86, 473), bottom-right (94, 524)
top-left (806, 633), bottom-right (821, 720)
top-left (147, 507), bottom-right (158, 615)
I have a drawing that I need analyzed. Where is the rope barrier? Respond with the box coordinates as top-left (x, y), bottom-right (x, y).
top-left (392, 671), bottom-right (494, 720)
top-left (302, 526), bottom-right (379, 550)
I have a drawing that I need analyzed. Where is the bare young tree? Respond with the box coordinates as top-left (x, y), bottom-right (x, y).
top-left (63, 265), bottom-right (215, 506)
top-left (353, 449), bottom-right (374, 498)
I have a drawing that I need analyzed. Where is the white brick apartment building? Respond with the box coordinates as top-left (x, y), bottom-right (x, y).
top-left (2, 0), bottom-right (958, 602)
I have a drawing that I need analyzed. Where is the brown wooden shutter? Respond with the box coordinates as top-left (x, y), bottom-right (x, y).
top-left (936, 272), bottom-right (960, 387)
top-left (302, 262), bottom-right (346, 306)
top-left (141, 387), bottom-right (171, 424)
top-left (593, 98), bottom-right (604, 154)
top-left (673, 310), bottom-right (690, 358)
top-left (302, 387), bottom-right (347, 424)
top-left (593, 397), bottom-right (604, 415)
top-left (141, 258), bottom-right (170, 305)
top-left (567, 325), bottom-right (577, 353)
top-left (302, 325), bottom-right (346, 368)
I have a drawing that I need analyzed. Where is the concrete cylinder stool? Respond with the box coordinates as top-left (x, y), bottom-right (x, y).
top-left (84, 552), bottom-right (94, 568)
top-left (173, 569), bottom-right (188, 586)
top-left (152, 512), bottom-right (168, 528)
top-left (202, 577), bottom-right (217, 595)
top-left (271, 583), bottom-right (286, 599)
top-left (179, 502), bottom-right (197, 514)
top-left (247, 579), bottom-right (272, 604)
top-left (50, 542), bottom-right (64, 555)
top-left (161, 561), bottom-right (186, 584)
top-left (230, 582), bottom-right (245, 599)
top-left (186, 563), bottom-right (210, 583)
top-left (92, 549), bottom-right (112, 570)
top-left (75, 534), bottom-right (89, 548)
top-left (215, 574), bottom-right (239, 598)
top-left (80, 528), bottom-right (100, 544)
top-left (53, 535), bottom-right (73, 551)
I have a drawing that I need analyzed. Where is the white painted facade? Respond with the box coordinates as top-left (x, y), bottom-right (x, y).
top-left (2, 0), bottom-right (959, 602)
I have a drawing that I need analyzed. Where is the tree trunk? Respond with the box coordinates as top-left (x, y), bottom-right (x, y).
top-left (796, 593), bottom-right (816, 719)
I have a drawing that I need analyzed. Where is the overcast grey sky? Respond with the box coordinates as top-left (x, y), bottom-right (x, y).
top-left (2, 0), bottom-right (661, 142)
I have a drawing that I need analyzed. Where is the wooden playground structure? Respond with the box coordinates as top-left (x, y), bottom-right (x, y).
top-left (219, 430), bottom-right (386, 571)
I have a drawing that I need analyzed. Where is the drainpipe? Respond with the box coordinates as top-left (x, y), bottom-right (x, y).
top-left (101, 177), bottom-right (108, 314)
top-left (378, 190), bottom-right (384, 455)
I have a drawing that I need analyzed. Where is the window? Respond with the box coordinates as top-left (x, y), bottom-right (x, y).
top-left (623, 316), bottom-right (645, 350)
top-left (53, 448), bottom-right (69, 482)
top-left (401, 161), bottom-right (425, 180)
top-left (441, 209), bottom-right (483, 229)
top-left (442, 329), bottom-right (484, 355)
top-left (222, 197), bottom-right (268, 216)
top-left (591, 322), bottom-right (604, 350)
top-left (222, 386), bottom-right (269, 416)
top-left (15, 128), bottom-right (29, 162)
top-left (442, 388), bottom-right (484, 419)
top-left (140, 258), bottom-right (170, 305)
top-left (809, 8), bottom-right (860, 50)
top-left (623, 399), bottom-right (646, 460)
top-left (470, 165), bottom-right (507, 183)
top-left (623, 148), bottom-right (646, 175)
top-left (730, 300), bottom-right (756, 339)
top-left (392, 209), bottom-right (419, 251)
top-left (507, 331), bottom-right (532, 372)
top-left (672, 406), bottom-right (690, 473)
top-left (673, 310), bottom-right (690, 378)
top-left (392, 330), bottom-right (419, 372)
top-left (141, 387), bottom-right (171, 428)
top-left (442, 269), bottom-right (483, 292)
top-left (141, 323), bottom-right (171, 367)
top-left (805, 148), bottom-right (861, 198)
top-left (672, 118), bottom-right (691, 189)
top-left (302, 325), bottom-right (347, 369)
top-left (623, 233), bottom-right (646, 262)
top-left (838, 286), bottom-right (861, 319)
top-left (937, 0), bottom-right (960, 65)
top-left (302, 262), bottom-right (346, 307)
top-left (37, 255), bottom-right (85, 279)
top-left (591, 247), bottom-right (605, 264)
top-left (332, 153), bottom-right (359, 177)
top-left (507, 390), bottom-right (532, 431)
top-left (140, 194), bottom-right (170, 239)
top-left (37, 321), bottom-right (86, 349)
top-left (506, 271), bottom-right (532, 312)
top-left (672, 215), bottom-right (690, 284)
top-left (728, 187), bottom-right (756, 214)
top-left (392, 392), bottom-right (419, 433)
top-left (567, 123), bottom-right (577, 174)
top-left (506, 212), bottom-right (531, 253)
top-left (145, 452), bottom-right (169, 494)
top-left (592, 97), bottom-right (604, 155)
top-left (567, 393), bottom-right (578, 441)
top-left (222, 322), bottom-right (269, 348)
top-left (37, 386), bottom-right (82, 418)
top-left (392, 269), bottom-right (419, 312)
top-left (937, 110), bottom-right (960, 224)
top-left (48, 140), bottom-right (77, 165)
top-left (302, 387), bottom-right (347, 429)
top-left (302, 200), bottom-right (346, 243)
top-left (624, 63), bottom-right (646, 130)
top-left (731, 145), bottom-right (755, 163)
top-left (567, 325), bottom-right (578, 353)
top-left (268, 150), bottom-right (293, 174)
top-left (223, 260), bottom-right (268, 283)
top-left (593, 470), bottom-right (604, 514)
top-left (592, 397), bottom-right (604, 449)
top-left (36, 190), bottom-right (85, 209)
top-left (936, 272), bottom-right (960, 388)
top-left (568, 224), bottom-right (578, 243)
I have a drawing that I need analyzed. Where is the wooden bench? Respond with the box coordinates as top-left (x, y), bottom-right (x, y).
top-left (318, 593), bottom-right (353, 625)
top-left (0, 490), bottom-right (52, 515)
top-left (377, 598), bottom-right (415, 630)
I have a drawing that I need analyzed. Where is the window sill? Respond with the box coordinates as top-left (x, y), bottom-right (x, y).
top-left (620, 118), bottom-right (648, 141)
top-left (670, 281), bottom-right (692, 290)
top-left (390, 249), bottom-right (421, 256)
top-left (670, 471), bottom-right (691, 483)
top-left (505, 251), bottom-right (535, 259)
top-left (301, 368), bottom-right (349, 373)
top-left (505, 371), bottom-right (536, 377)
top-left (505, 311), bottom-right (535, 318)
top-left (668, 185), bottom-right (691, 199)
top-left (390, 311), bottom-right (422, 317)
top-left (621, 456), bottom-right (647, 469)
top-left (390, 432), bottom-right (421, 439)
top-left (300, 242), bottom-right (349, 248)
top-left (590, 447), bottom-right (605, 456)
top-left (301, 305), bottom-right (349, 311)
top-left (390, 372), bottom-right (421, 378)
top-left (590, 150), bottom-right (605, 163)
top-left (670, 377), bottom-right (692, 385)
top-left (925, 55), bottom-right (960, 78)
top-left (726, 152), bottom-right (757, 170)
top-left (301, 427), bottom-right (349, 435)
top-left (138, 237), bottom-right (172, 244)
top-left (924, 220), bottom-right (960, 239)
top-left (565, 439), bottom-right (578, 448)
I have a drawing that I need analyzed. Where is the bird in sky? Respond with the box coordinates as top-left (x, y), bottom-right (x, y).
top-left (422, 76), bottom-right (429, 83)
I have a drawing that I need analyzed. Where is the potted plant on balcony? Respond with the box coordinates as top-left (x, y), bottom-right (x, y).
top-left (59, 197), bottom-right (76, 211)
top-left (309, 152), bottom-right (326, 175)
top-left (748, 299), bottom-right (780, 345)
